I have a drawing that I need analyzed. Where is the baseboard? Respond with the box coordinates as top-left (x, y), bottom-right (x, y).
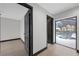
top-left (33, 47), bottom-right (47, 56)
top-left (77, 50), bottom-right (79, 53)
top-left (0, 38), bottom-right (21, 42)
top-left (52, 42), bottom-right (56, 44)
top-left (51, 42), bottom-right (55, 44)
top-left (20, 38), bottom-right (25, 44)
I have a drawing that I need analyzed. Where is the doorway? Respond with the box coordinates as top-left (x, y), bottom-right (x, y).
top-left (47, 15), bottom-right (53, 44)
top-left (55, 16), bottom-right (77, 49)
top-left (0, 3), bottom-right (33, 56)
top-left (19, 3), bottom-right (33, 56)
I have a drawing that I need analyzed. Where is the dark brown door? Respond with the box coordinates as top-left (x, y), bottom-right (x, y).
top-left (47, 16), bottom-right (53, 44)
top-left (24, 10), bottom-right (30, 55)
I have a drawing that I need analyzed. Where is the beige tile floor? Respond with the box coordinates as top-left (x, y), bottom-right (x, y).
top-left (0, 40), bottom-right (28, 56)
top-left (38, 44), bottom-right (79, 56)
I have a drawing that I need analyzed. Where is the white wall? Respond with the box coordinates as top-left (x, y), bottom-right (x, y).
top-left (20, 18), bottom-right (25, 42)
top-left (0, 14), bottom-right (1, 40)
top-left (33, 8), bottom-right (47, 54)
top-left (0, 17), bottom-right (20, 41)
top-left (29, 3), bottom-right (53, 54)
top-left (54, 6), bottom-right (79, 50)
top-left (0, 16), bottom-right (27, 42)
top-left (0, 3), bottom-right (29, 41)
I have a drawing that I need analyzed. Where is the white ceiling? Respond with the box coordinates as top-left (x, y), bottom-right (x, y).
top-left (0, 3), bottom-right (79, 20)
top-left (0, 3), bottom-right (28, 20)
top-left (38, 3), bottom-right (79, 15)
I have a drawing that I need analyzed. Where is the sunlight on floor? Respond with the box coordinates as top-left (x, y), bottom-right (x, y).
top-left (56, 36), bottom-right (76, 49)
top-left (38, 44), bottom-right (79, 56)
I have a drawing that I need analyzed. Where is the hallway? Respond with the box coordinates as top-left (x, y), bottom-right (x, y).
top-left (38, 44), bottom-right (79, 56)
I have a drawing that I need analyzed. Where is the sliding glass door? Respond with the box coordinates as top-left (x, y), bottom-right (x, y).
top-left (55, 17), bottom-right (77, 49)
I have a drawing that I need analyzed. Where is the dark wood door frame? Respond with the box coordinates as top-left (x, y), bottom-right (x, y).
top-left (47, 15), bottom-right (53, 44)
top-left (55, 16), bottom-right (77, 51)
top-left (18, 3), bottom-right (33, 56)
